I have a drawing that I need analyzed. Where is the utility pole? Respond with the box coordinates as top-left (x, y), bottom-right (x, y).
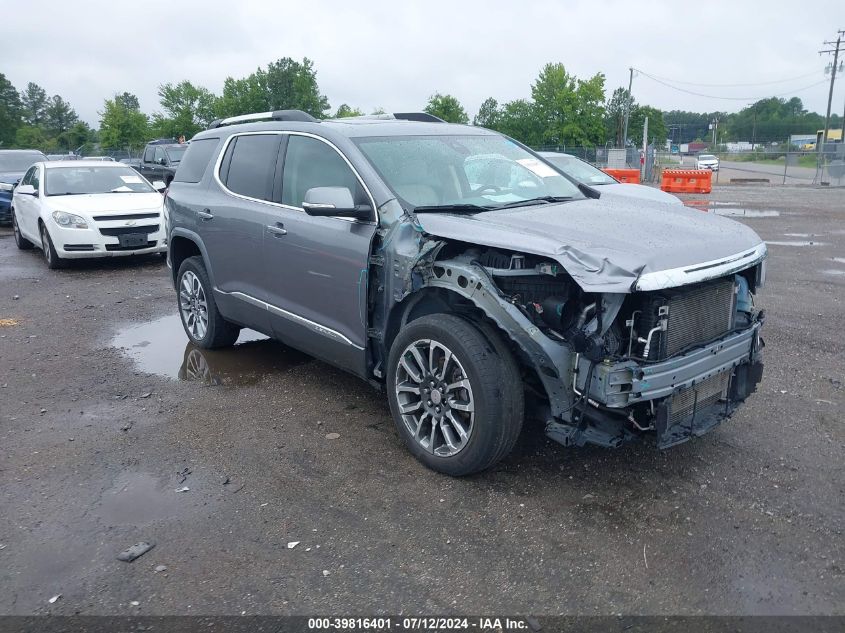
top-left (621, 67), bottom-right (634, 149)
top-left (819, 31), bottom-right (844, 153)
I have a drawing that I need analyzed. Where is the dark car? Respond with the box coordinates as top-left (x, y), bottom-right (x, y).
top-left (138, 140), bottom-right (187, 186)
top-left (0, 149), bottom-right (48, 223)
top-left (166, 110), bottom-right (766, 476)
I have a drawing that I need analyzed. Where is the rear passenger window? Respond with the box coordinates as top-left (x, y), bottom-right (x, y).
top-left (173, 138), bottom-right (219, 183)
top-left (223, 135), bottom-right (281, 202)
top-left (281, 135), bottom-right (364, 208)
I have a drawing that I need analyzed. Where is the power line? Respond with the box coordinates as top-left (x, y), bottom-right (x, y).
top-left (634, 69), bottom-right (821, 88)
top-left (633, 69), bottom-right (828, 101)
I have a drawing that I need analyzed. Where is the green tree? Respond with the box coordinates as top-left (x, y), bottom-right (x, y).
top-left (473, 97), bottom-right (499, 128)
top-left (334, 103), bottom-right (364, 118)
top-left (0, 73), bottom-right (23, 146)
top-left (495, 99), bottom-right (543, 146)
top-left (99, 93), bottom-right (149, 151)
top-left (20, 82), bottom-right (48, 127)
top-left (214, 58), bottom-right (330, 118)
top-left (59, 121), bottom-right (94, 153)
top-left (423, 93), bottom-right (468, 124)
top-left (629, 105), bottom-right (667, 147)
top-left (44, 95), bottom-right (78, 137)
top-left (531, 63), bottom-right (606, 146)
top-left (15, 125), bottom-right (49, 150)
top-left (153, 80), bottom-right (217, 138)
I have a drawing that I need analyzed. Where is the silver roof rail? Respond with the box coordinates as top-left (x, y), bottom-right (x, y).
top-left (207, 109), bottom-right (318, 129)
top-left (328, 112), bottom-right (446, 123)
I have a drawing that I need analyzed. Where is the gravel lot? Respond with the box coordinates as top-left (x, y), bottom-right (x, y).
top-left (0, 185), bottom-right (843, 616)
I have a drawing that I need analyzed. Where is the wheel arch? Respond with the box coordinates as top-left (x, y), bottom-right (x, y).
top-left (169, 229), bottom-right (213, 288)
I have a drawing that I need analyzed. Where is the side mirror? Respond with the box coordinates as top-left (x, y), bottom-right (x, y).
top-left (152, 180), bottom-right (167, 193)
top-left (302, 187), bottom-right (371, 220)
top-left (15, 184), bottom-right (36, 196)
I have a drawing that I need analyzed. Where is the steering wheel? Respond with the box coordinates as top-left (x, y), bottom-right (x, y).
top-left (472, 185), bottom-right (503, 195)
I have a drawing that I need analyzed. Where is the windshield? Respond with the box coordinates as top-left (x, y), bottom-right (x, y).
top-left (0, 152), bottom-right (44, 172)
top-left (699, 154), bottom-right (717, 160)
top-left (45, 166), bottom-right (156, 196)
top-left (165, 146), bottom-right (187, 163)
top-left (542, 154), bottom-right (616, 185)
top-left (355, 134), bottom-right (582, 210)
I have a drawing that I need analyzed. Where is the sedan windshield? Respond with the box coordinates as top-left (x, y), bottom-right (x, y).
top-left (699, 154), bottom-right (717, 161)
top-left (45, 166), bottom-right (155, 196)
top-left (0, 152), bottom-right (44, 172)
top-left (542, 154), bottom-right (616, 185)
top-left (355, 134), bottom-right (582, 210)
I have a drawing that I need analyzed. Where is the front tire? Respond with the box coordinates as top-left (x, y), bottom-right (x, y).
top-left (40, 222), bottom-right (66, 269)
top-left (12, 211), bottom-right (34, 250)
top-left (387, 314), bottom-right (524, 476)
top-left (176, 256), bottom-right (240, 349)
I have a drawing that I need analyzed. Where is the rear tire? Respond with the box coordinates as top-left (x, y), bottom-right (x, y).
top-left (12, 211), bottom-right (33, 250)
top-left (176, 256), bottom-right (240, 349)
top-left (40, 222), bottom-right (66, 269)
top-left (387, 313), bottom-right (524, 476)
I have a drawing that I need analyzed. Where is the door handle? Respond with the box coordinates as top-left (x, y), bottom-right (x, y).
top-left (197, 209), bottom-right (214, 221)
top-left (266, 223), bottom-right (287, 237)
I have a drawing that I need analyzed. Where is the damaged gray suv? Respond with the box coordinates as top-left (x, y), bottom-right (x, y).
top-left (166, 110), bottom-right (766, 476)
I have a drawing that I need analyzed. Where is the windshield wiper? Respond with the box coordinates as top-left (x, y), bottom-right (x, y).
top-left (413, 203), bottom-right (492, 214)
top-left (494, 196), bottom-right (574, 209)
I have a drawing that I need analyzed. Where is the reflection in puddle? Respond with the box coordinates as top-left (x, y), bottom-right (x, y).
top-left (113, 314), bottom-right (309, 384)
top-left (96, 471), bottom-right (182, 526)
top-left (833, 257), bottom-right (845, 264)
top-left (766, 240), bottom-right (827, 247)
top-left (821, 269), bottom-right (845, 276)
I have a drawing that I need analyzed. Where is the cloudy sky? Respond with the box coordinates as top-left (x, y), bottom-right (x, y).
top-left (2, 0), bottom-right (843, 126)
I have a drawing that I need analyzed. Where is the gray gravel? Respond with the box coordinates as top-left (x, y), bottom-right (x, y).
top-left (0, 184), bottom-right (842, 615)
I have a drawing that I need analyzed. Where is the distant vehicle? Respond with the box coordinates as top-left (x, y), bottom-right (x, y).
top-left (138, 140), bottom-right (188, 186)
top-left (538, 152), bottom-right (682, 206)
top-left (46, 153), bottom-right (81, 161)
top-left (83, 156), bottom-right (117, 162)
top-left (11, 160), bottom-right (168, 269)
top-left (0, 149), bottom-right (48, 223)
top-left (696, 154), bottom-right (720, 171)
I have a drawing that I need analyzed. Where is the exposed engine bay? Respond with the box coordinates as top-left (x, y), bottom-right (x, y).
top-left (417, 244), bottom-right (766, 450)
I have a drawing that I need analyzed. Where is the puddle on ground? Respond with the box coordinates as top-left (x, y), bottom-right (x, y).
top-left (766, 240), bottom-right (828, 247)
top-left (821, 269), bottom-right (845, 276)
top-left (833, 257), bottom-right (845, 264)
top-left (96, 471), bottom-right (183, 526)
top-left (112, 314), bottom-right (309, 385)
top-left (713, 209), bottom-right (781, 217)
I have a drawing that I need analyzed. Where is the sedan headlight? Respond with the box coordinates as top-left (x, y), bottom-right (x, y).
top-left (0, 182), bottom-right (14, 192)
top-left (52, 210), bottom-right (88, 229)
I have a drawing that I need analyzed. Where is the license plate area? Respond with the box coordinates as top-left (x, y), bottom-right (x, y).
top-left (119, 233), bottom-right (148, 248)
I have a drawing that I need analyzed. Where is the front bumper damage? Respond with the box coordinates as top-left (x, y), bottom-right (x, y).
top-left (549, 323), bottom-right (764, 449)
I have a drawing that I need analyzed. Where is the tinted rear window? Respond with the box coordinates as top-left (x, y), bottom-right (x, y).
top-left (173, 138), bottom-right (220, 183)
top-left (222, 135), bottom-right (281, 201)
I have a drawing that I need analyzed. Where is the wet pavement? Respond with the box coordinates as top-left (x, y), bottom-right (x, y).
top-left (0, 184), bottom-right (843, 616)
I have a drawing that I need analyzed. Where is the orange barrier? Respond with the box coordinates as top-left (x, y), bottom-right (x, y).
top-left (602, 168), bottom-right (640, 184)
top-left (660, 169), bottom-right (712, 194)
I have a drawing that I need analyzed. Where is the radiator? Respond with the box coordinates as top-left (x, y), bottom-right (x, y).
top-left (668, 371), bottom-right (730, 425)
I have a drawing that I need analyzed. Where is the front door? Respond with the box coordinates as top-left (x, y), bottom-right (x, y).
top-left (262, 134), bottom-right (377, 376)
top-left (15, 165), bottom-right (40, 239)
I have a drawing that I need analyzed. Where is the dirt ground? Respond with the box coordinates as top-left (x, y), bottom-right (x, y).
top-left (0, 185), bottom-right (843, 616)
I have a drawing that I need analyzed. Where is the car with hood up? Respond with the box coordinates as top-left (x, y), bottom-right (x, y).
top-left (0, 149), bottom-right (47, 223)
top-left (165, 110), bottom-right (767, 476)
top-left (12, 160), bottom-right (168, 269)
top-left (538, 151), bottom-right (683, 206)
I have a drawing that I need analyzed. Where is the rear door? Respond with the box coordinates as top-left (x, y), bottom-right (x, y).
top-left (198, 132), bottom-right (283, 332)
top-left (262, 133), bottom-right (377, 375)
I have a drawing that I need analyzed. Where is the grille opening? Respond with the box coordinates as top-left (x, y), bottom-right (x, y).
top-left (99, 225), bottom-right (160, 237)
top-left (668, 372), bottom-right (730, 425)
top-left (63, 244), bottom-right (95, 251)
top-left (93, 212), bottom-right (160, 221)
top-left (105, 241), bottom-right (156, 251)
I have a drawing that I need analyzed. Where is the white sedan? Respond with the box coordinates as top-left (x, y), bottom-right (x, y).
top-left (696, 154), bottom-right (720, 171)
top-left (11, 161), bottom-right (167, 269)
top-left (538, 152), bottom-right (683, 206)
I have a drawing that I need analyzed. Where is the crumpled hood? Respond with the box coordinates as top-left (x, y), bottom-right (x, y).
top-left (416, 196), bottom-right (764, 293)
top-left (48, 192), bottom-right (163, 214)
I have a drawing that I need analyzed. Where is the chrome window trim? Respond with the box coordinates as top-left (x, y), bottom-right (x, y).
top-left (212, 130), bottom-right (378, 224)
top-left (217, 288), bottom-right (365, 351)
top-left (634, 242), bottom-right (767, 291)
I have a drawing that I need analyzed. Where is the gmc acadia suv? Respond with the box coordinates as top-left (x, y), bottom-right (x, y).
top-left (166, 110), bottom-right (766, 476)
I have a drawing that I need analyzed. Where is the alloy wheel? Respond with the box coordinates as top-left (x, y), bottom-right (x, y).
top-left (394, 338), bottom-right (475, 457)
top-left (179, 271), bottom-right (209, 341)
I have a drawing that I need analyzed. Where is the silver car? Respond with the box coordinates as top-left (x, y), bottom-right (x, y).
top-left (166, 111), bottom-right (766, 476)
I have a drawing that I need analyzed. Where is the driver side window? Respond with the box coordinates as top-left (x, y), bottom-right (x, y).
top-left (280, 135), bottom-right (364, 209)
top-left (31, 167), bottom-right (41, 191)
top-left (21, 166), bottom-right (36, 186)
top-left (154, 147), bottom-right (166, 164)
